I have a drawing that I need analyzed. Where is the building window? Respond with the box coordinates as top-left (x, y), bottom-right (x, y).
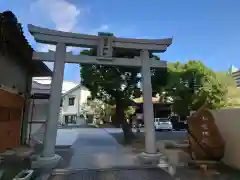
top-left (69, 97), bottom-right (75, 106)
top-left (60, 98), bottom-right (63, 107)
top-left (65, 115), bottom-right (77, 124)
top-left (104, 38), bottom-right (108, 46)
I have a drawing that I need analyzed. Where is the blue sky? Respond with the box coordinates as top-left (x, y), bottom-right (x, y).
top-left (1, 0), bottom-right (240, 82)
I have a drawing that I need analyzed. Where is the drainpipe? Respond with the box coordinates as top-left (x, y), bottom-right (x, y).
top-left (28, 99), bottom-right (35, 145)
top-left (21, 73), bottom-right (32, 145)
top-left (77, 86), bottom-right (81, 124)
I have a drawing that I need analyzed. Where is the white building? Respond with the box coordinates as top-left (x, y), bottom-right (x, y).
top-left (27, 77), bottom-right (90, 142)
top-left (60, 84), bottom-right (91, 125)
top-left (230, 65), bottom-right (240, 87)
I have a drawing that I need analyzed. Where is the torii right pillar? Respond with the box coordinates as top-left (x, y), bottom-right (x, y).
top-left (140, 49), bottom-right (159, 163)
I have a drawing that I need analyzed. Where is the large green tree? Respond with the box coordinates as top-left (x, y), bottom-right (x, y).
top-left (81, 98), bottom-right (115, 123)
top-left (80, 49), bottom-right (142, 142)
top-left (151, 60), bottom-right (168, 96)
top-left (216, 72), bottom-right (240, 107)
top-left (80, 49), bottom-right (168, 142)
top-left (160, 60), bottom-right (227, 117)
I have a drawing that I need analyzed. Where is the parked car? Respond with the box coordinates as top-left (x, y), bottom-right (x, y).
top-left (133, 123), bottom-right (144, 128)
top-left (169, 115), bottom-right (187, 131)
top-left (154, 118), bottom-right (173, 131)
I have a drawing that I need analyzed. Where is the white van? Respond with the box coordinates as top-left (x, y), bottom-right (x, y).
top-left (154, 118), bottom-right (173, 131)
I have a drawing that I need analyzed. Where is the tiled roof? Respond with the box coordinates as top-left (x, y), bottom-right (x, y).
top-left (0, 11), bottom-right (51, 76)
top-left (32, 77), bottom-right (79, 93)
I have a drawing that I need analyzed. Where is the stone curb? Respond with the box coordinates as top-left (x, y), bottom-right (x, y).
top-left (52, 165), bottom-right (160, 175)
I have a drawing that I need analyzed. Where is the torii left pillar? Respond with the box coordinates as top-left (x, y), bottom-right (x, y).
top-left (32, 43), bottom-right (66, 168)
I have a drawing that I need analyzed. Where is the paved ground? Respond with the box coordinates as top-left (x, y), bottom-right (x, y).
top-left (33, 126), bottom-right (187, 146)
top-left (174, 165), bottom-right (240, 180)
top-left (54, 128), bottom-right (187, 169)
top-left (101, 128), bottom-right (187, 142)
top-left (32, 127), bottom-right (240, 180)
top-left (66, 128), bottom-right (138, 169)
top-left (32, 126), bottom-right (187, 170)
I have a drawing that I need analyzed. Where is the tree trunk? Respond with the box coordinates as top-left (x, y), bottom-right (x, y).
top-left (115, 101), bottom-right (133, 143)
top-left (111, 113), bottom-right (120, 127)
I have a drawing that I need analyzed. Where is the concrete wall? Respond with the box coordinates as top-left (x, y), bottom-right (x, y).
top-left (27, 123), bottom-right (45, 139)
top-left (211, 108), bottom-right (240, 169)
top-left (27, 100), bottom-right (48, 142)
top-left (32, 102), bottom-right (48, 122)
top-left (0, 54), bottom-right (28, 93)
top-left (28, 81), bottom-right (51, 139)
top-left (0, 54), bottom-right (31, 144)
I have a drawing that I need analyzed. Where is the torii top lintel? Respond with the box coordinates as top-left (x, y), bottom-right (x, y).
top-left (28, 24), bottom-right (173, 53)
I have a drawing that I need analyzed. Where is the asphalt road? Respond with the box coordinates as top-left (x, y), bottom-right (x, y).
top-left (104, 128), bottom-right (187, 141)
top-left (58, 125), bottom-right (187, 142)
top-left (155, 130), bottom-right (187, 141)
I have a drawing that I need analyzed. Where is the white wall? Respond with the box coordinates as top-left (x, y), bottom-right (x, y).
top-left (211, 108), bottom-right (240, 170)
top-left (62, 89), bottom-right (79, 115)
top-left (62, 87), bottom-right (91, 116)
top-left (29, 83), bottom-right (91, 129)
top-left (80, 89), bottom-right (91, 105)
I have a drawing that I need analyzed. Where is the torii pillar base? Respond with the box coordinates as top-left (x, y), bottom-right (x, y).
top-left (137, 152), bottom-right (164, 165)
top-left (31, 154), bottom-right (62, 169)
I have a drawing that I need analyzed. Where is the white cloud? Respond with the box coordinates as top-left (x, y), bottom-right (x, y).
top-left (44, 62), bottom-right (54, 70)
top-left (28, 0), bottom-right (137, 74)
top-left (30, 0), bottom-right (80, 31)
top-left (30, 0), bottom-right (82, 53)
top-left (95, 24), bottom-right (109, 32)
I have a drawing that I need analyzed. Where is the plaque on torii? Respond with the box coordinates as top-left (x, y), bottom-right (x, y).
top-left (97, 32), bottom-right (113, 59)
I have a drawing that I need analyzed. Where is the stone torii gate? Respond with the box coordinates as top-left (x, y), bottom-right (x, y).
top-left (28, 24), bottom-right (172, 166)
